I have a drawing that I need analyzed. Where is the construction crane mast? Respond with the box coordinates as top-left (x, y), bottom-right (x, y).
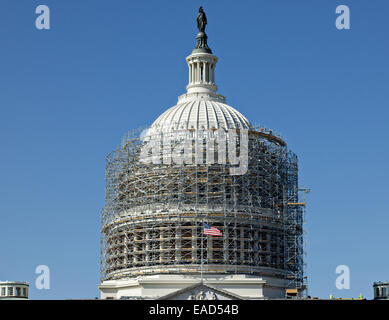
top-left (284, 187), bottom-right (310, 299)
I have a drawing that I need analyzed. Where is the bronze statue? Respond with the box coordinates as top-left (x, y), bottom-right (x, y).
top-left (197, 7), bottom-right (207, 32)
top-left (193, 7), bottom-right (212, 54)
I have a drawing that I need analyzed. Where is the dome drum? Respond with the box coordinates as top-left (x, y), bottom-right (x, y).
top-left (101, 129), bottom-right (301, 284)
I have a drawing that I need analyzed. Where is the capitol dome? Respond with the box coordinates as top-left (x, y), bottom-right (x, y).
top-left (150, 100), bottom-right (252, 133)
top-left (100, 7), bottom-right (306, 301)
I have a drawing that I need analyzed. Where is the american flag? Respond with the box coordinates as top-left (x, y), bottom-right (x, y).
top-left (203, 223), bottom-right (222, 236)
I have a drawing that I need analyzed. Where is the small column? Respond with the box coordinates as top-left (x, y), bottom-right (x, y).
top-left (199, 63), bottom-right (202, 83)
top-left (202, 62), bottom-right (206, 83)
top-left (193, 63), bottom-right (196, 83)
top-left (192, 62), bottom-right (195, 83)
top-left (197, 62), bottom-right (200, 83)
top-left (193, 62), bottom-right (197, 83)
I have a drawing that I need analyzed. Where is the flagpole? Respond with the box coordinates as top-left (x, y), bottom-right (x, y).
top-left (201, 218), bottom-right (203, 284)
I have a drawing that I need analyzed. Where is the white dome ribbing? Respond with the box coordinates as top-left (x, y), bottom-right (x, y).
top-left (151, 100), bottom-right (251, 131)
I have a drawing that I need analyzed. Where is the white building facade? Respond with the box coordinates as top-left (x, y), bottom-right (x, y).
top-left (0, 281), bottom-right (29, 300)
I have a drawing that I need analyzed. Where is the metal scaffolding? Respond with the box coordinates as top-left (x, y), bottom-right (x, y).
top-left (100, 125), bottom-right (307, 296)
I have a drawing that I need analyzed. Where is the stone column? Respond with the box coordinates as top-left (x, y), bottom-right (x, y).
top-left (192, 226), bottom-right (197, 262)
top-left (175, 226), bottom-right (181, 263)
top-left (240, 227), bottom-right (245, 261)
top-left (123, 234), bottom-right (128, 266)
top-left (197, 62), bottom-right (200, 83)
top-left (208, 233), bottom-right (213, 261)
top-left (145, 231), bottom-right (150, 263)
top-left (160, 229), bottom-right (164, 263)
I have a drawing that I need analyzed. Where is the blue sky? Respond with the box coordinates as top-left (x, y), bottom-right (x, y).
top-left (0, 0), bottom-right (388, 299)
